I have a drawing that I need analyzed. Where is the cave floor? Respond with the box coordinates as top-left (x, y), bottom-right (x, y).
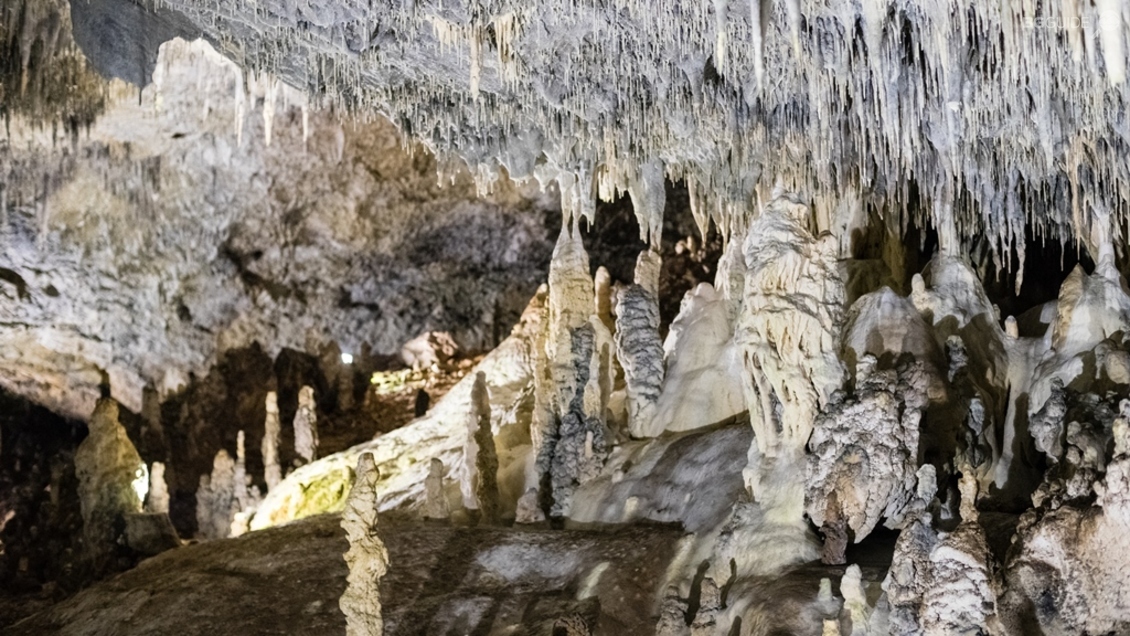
top-left (2, 511), bottom-right (908, 635)
top-left (5, 515), bottom-right (689, 635)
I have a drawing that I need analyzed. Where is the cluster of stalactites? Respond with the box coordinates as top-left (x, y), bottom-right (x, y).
top-left (158, 0), bottom-right (1130, 272)
top-left (0, 0), bottom-right (107, 133)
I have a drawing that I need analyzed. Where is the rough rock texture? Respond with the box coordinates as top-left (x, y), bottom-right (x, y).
top-left (1001, 403), bottom-right (1130, 635)
top-left (340, 453), bottom-right (389, 636)
top-left (615, 251), bottom-right (666, 438)
top-left (806, 355), bottom-right (928, 555)
top-left (884, 471), bottom-right (1001, 636)
top-left (73, 398), bottom-right (146, 570)
top-left (294, 386), bottom-right (320, 464)
top-left (736, 196), bottom-right (845, 464)
top-left (423, 458), bottom-right (450, 521)
top-left (8, 515), bottom-right (685, 636)
top-left (0, 35), bottom-right (555, 420)
top-left (549, 324), bottom-right (609, 517)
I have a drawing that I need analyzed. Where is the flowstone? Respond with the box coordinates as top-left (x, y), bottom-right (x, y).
top-left (340, 452), bottom-right (389, 636)
top-left (735, 196), bottom-right (845, 479)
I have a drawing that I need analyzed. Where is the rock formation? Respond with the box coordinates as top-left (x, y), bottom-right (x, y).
top-left (423, 458), bottom-right (450, 521)
top-left (806, 355), bottom-right (929, 562)
top-left (196, 450), bottom-right (236, 541)
top-left (470, 372), bottom-right (500, 525)
top-left (294, 386), bottom-right (319, 464)
top-left (262, 391), bottom-right (282, 491)
top-left (735, 196), bottom-right (845, 495)
top-left (340, 452), bottom-right (389, 636)
top-left (615, 250), bottom-right (665, 438)
top-left (73, 398), bottom-right (147, 569)
top-left (146, 462), bottom-right (170, 514)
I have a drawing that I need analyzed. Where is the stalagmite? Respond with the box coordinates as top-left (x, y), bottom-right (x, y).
top-left (423, 457), bottom-right (450, 520)
top-left (690, 576), bottom-right (721, 636)
top-left (340, 452), bottom-right (389, 636)
top-left (294, 385), bottom-right (319, 464)
top-left (840, 565), bottom-right (874, 635)
top-left (230, 430), bottom-right (260, 537)
top-left (593, 266), bottom-right (614, 333)
top-left (196, 449), bottom-right (236, 540)
top-left (74, 398), bottom-right (147, 568)
top-left (615, 250), bottom-right (666, 438)
top-left (806, 355), bottom-right (930, 561)
top-left (920, 472), bottom-right (1001, 635)
top-left (146, 461), bottom-right (170, 514)
top-left (471, 372), bottom-right (500, 525)
top-left (884, 467), bottom-right (1001, 635)
top-left (735, 196), bottom-right (845, 499)
top-left (262, 391), bottom-right (282, 490)
top-left (550, 324), bottom-right (609, 516)
top-left (654, 585), bottom-right (690, 636)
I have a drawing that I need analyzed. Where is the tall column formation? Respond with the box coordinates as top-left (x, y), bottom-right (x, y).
top-left (340, 452), bottom-right (389, 636)
top-left (550, 324), bottom-right (609, 516)
top-left (74, 398), bottom-right (147, 568)
top-left (546, 221), bottom-right (595, 415)
top-left (230, 430), bottom-right (261, 537)
top-left (536, 225), bottom-right (595, 513)
top-left (146, 462), bottom-right (170, 514)
top-left (615, 250), bottom-right (665, 438)
top-left (262, 391), bottom-right (282, 490)
top-left (470, 372), bottom-right (500, 525)
top-left (196, 449), bottom-right (236, 540)
top-left (294, 385), bottom-right (319, 464)
top-left (734, 196), bottom-right (845, 494)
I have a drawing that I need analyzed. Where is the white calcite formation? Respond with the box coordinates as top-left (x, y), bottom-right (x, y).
top-left (74, 398), bottom-right (147, 567)
top-left (262, 391), bottom-right (282, 491)
top-left (146, 461), bottom-right (170, 514)
top-left (294, 385), bottom-right (319, 464)
top-left (805, 355), bottom-right (929, 562)
top-left (340, 452), bottom-right (389, 636)
top-left (735, 196), bottom-right (845, 498)
top-left (884, 470), bottom-right (1001, 636)
top-left (651, 283), bottom-right (744, 435)
top-left (615, 250), bottom-right (666, 438)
